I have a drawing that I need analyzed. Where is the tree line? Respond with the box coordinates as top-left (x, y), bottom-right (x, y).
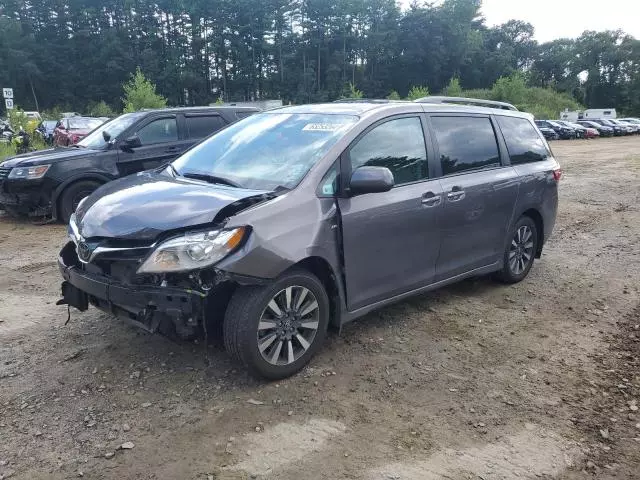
top-left (1, 0), bottom-right (639, 116)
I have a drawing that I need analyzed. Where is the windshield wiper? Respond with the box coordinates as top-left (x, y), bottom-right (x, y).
top-left (180, 170), bottom-right (243, 188)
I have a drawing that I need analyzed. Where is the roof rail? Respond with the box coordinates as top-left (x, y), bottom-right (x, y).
top-left (332, 98), bottom-right (405, 104)
top-left (414, 96), bottom-right (519, 111)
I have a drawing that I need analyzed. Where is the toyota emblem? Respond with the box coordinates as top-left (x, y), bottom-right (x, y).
top-left (77, 242), bottom-right (92, 262)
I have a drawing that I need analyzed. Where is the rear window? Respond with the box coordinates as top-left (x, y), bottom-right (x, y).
top-left (186, 115), bottom-right (227, 139)
top-left (431, 116), bottom-right (501, 175)
top-left (497, 116), bottom-right (549, 165)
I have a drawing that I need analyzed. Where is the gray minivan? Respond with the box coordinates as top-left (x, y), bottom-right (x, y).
top-left (58, 101), bottom-right (561, 379)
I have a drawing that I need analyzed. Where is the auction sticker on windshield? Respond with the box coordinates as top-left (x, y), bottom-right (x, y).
top-left (302, 123), bottom-right (348, 132)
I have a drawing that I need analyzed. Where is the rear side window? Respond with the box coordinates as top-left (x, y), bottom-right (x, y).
top-left (497, 116), bottom-right (549, 164)
top-left (137, 117), bottom-right (178, 145)
top-left (186, 115), bottom-right (227, 139)
top-left (431, 116), bottom-right (501, 175)
top-left (349, 116), bottom-right (428, 185)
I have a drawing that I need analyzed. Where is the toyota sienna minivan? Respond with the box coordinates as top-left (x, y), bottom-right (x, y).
top-left (58, 101), bottom-right (560, 379)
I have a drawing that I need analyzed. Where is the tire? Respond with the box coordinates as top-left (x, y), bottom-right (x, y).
top-left (223, 268), bottom-right (330, 380)
top-left (494, 216), bottom-right (538, 284)
top-left (58, 180), bottom-right (101, 224)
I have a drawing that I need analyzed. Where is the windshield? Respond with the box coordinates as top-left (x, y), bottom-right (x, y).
top-left (68, 117), bottom-right (104, 130)
top-left (78, 112), bottom-right (144, 149)
top-left (172, 113), bottom-right (358, 191)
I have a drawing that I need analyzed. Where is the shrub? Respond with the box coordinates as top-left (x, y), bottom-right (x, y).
top-left (341, 82), bottom-right (364, 99)
top-left (387, 90), bottom-right (401, 100)
top-left (0, 142), bottom-right (16, 162)
top-left (406, 86), bottom-right (429, 101)
top-left (442, 77), bottom-right (463, 97)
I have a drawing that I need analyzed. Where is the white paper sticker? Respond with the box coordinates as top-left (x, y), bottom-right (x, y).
top-left (302, 123), bottom-right (344, 132)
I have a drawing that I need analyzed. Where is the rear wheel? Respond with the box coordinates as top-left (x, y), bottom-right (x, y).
top-left (223, 269), bottom-right (329, 380)
top-left (494, 216), bottom-right (538, 284)
top-left (58, 180), bottom-right (101, 223)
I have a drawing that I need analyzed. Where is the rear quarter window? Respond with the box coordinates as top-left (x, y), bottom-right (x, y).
top-left (430, 116), bottom-right (501, 175)
top-left (186, 115), bottom-right (227, 139)
top-left (497, 116), bottom-right (550, 165)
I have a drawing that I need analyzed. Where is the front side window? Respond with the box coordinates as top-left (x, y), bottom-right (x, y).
top-left (431, 116), bottom-right (501, 175)
top-left (186, 115), bottom-right (227, 139)
top-left (137, 118), bottom-right (178, 145)
top-left (496, 116), bottom-right (549, 165)
top-left (349, 117), bottom-right (428, 185)
top-left (172, 113), bottom-right (357, 191)
top-left (78, 112), bottom-right (145, 149)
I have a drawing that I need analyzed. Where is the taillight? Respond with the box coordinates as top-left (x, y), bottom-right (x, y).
top-left (553, 169), bottom-right (562, 181)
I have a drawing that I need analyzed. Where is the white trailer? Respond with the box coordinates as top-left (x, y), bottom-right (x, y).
top-left (582, 108), bottom-right (616, 119)
top-left (560, 110), bottom-right (580, 122)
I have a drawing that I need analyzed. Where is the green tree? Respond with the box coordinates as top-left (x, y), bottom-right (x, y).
top-left (87, 101), bottom-right (116, 117)
top-left (406, 86), bottom-right (429, 101)
top-left (387, 90), bottom-right (401, 100)
top-left (122, 68), bottom-right (167, 113)
top-left (442, 77), bottom-right (463, 96)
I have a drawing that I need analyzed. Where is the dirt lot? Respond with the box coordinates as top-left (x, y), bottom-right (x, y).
top-left (1, 137), bottom-right (639, 480)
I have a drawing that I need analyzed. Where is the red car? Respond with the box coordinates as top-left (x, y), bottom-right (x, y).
top-left (53, 117), bottom-right (105, 146)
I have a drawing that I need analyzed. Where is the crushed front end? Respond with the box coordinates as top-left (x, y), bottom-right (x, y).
top-left (57, 233), bottom-right (230, 340)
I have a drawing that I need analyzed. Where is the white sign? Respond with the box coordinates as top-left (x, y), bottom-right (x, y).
top-left (2, 88), bottom-right (13, 99)
top-left (5, 99), bottom-right (14, 110)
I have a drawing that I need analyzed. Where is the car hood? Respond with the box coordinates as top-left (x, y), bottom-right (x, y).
top-left (0, 147), bottom-right (97, 167)
top-left (75, 171), bottom-right (275, 241)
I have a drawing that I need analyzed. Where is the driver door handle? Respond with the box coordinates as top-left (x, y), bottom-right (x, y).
top-left (421, 192), bottom-right (442, 207)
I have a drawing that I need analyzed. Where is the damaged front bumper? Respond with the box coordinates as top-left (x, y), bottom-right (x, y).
top-left (57, 241), bottom-right (208, 337)
top-left (0, 177), bottom-right (53, 216)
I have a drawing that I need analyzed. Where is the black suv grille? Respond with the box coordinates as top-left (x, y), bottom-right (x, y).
top-left (0, 167), bottom-right (11, 180)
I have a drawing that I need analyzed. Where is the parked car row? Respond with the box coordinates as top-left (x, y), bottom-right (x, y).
top-left (1, 106), bottom-right (259, 220)
top-left (535, 117), bottom-right (640, 140)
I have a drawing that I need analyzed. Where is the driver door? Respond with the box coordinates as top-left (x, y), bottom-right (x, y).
top-left (337, 115), bottom-right (444, 311)
top-left (116, 115), bottom-right (184, 176)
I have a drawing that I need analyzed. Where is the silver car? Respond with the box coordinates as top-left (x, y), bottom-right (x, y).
top-left (58, 101), bottom-right (561, 379)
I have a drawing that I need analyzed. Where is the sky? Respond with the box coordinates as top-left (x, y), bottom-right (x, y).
top-left (480, 0), bottom-right (640, 42)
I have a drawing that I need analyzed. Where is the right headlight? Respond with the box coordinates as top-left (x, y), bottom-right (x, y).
top-left (8, 164), bottom-right (50, 179)
top-left (137, 227), bottom-right (248, 274)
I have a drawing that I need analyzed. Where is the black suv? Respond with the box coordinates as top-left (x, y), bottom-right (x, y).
top-left (0, 106), bottom-right (258, 222)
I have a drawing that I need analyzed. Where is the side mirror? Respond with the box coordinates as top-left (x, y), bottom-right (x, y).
top-left (349, 166), bottom-right (394, 196)
top-left (102, 130), bottom-right (111, 142)
top-left (121, 135), bottom-right (142, 150)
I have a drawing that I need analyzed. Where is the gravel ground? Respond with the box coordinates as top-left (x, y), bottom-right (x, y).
top-left (0, 136), bottom-right (639, 480)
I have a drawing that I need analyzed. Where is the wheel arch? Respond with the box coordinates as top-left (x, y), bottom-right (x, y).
top-left (51, 173), bottom-right (112, 220)
top-left (520, 208), bottom-right (544, 258)
top-left (284, 256), bottom-right (345, 330)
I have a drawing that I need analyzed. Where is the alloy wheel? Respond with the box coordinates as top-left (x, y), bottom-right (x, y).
top-left (257, 286), bottom-right (320, 366)
top-left (508, 225), bottom-right (535, 275)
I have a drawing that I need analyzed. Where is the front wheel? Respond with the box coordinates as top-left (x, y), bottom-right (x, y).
top-left (223, 269), bottom-right (330, 380)
top-left (58, 180), bottom-right (101, 223)
top-left (494, 216), bottom-right (538, 284)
